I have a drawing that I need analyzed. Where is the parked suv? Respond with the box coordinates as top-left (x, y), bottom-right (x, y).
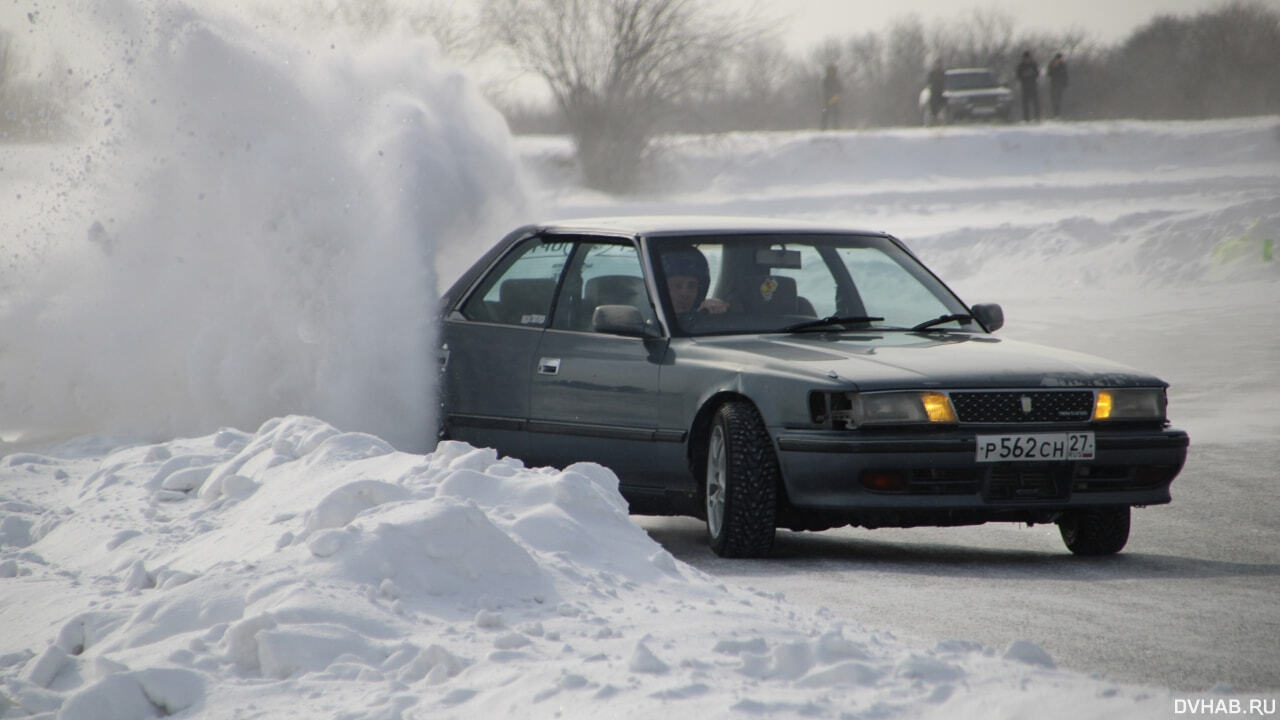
top-left (919, 68), bottom-right (1014, 124)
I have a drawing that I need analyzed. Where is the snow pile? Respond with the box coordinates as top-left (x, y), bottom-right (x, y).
top-left (0, 1), bottom-right (527, 451)
top-left (0, 416), bottom-right (1177, 718)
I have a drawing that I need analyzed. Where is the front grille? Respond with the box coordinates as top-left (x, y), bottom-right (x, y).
top-left (950, 391), bottom-right (1093, 423)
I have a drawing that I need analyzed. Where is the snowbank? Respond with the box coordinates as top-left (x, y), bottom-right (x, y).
top-left (0, 417), bottom-right (1179, 719)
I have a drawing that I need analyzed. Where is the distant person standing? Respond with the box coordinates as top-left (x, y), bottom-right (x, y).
top-left (1048, 52), bottom-right (1069, 117)
top-left (820, 64), bottom-right (842, 130)
top-left (1016, 50), bottom-right (1041, 122)
top-left (926, 59), bottom-right (947, 125)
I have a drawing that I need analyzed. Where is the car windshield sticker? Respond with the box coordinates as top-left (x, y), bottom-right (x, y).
top-left (759, 276), bottom-right (778, 302)
top-left (521, 313), bottom-right (546, 325)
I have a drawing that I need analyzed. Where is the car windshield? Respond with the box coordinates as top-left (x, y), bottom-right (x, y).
top-left (945, 71), bottom-right (998, 90)
top-left (651, 234), bottom-right (974, 337)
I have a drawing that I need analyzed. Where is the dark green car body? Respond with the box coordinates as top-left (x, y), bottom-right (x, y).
top-left (438, 217), bottom-right (1188, 556)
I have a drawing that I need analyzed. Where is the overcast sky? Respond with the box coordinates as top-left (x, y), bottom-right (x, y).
top-left (753, 0), bottom-right (1280, 50)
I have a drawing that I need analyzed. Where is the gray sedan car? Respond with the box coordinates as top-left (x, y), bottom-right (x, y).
top-left (438, 217), bottom-right (1188, 558)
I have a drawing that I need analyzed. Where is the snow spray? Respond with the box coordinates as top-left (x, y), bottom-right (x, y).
top-left (0, 1), bottom-right (528, 451)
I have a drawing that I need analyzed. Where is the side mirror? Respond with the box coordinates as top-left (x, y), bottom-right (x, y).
top-left (971, 303), bottom-right (1004, 333)
top-left (592, 305), bottom-right (660, 338)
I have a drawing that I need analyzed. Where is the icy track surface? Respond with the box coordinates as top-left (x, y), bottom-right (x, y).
top-left (0, 417), bottom-right (1181, 719)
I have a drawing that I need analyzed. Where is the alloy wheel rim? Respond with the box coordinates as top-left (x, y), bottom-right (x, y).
top-left (706, 425), bottom-right (726, 537)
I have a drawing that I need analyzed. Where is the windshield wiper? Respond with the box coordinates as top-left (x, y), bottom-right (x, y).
top-left (910, 313), bottom-right (973, 332)
top-left (780, 315), bottom-right (885, 333)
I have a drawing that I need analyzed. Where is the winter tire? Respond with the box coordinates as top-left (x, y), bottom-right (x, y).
top-left (704, 401), bottom-right (779, 558)
top-left (1058, 507), bottom-right (1131, 556)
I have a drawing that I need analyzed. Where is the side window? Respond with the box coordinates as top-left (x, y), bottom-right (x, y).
top-left (552, 242), bottom-right (655, 331)
top-left (460, 238), bottom-right (571, 326)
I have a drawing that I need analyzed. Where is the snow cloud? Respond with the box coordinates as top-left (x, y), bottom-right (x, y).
top-left (0, 1), bottom-right (527, 451)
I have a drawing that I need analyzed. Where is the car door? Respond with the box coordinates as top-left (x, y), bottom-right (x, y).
top-left (526, 239), bottom-right (675, 489)
top-left (440, 236), bottom-right (573, 460)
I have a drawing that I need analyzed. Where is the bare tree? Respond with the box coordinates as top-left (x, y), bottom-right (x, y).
top-left (487, 1), bottom-right (1279, 136)
top-left (0, 30), bottom-right (10, 96)
top-left (405, 1), bottom-right (486, 62)
top-left (481, 0), bottom-right (756, 191)
top-left (836, 33), bottom-right (884, 129)
top-left (953, 7), bottom-right (1017, 69)
top-left (881, 16), bottom-right (929, 125)
top-left (251, 1), bottom-right (483, 60)
top-left (729, 40), bottom-right (801, 130)
top-left (1103, 1), bottom-right (1280, 119)
top-left (672, 37), bottom-right (798, 133)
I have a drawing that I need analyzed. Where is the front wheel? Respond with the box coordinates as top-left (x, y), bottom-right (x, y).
top-left (704, 401), bottom-right (778, 558)
top-left (1058, 507), bottom-right (1131, 556)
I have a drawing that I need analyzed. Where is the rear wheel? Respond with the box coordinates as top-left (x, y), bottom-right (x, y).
top-left (704, 401), bottom-right (778, 558)
top-left (1058, 507), bottom-right (1131, 555)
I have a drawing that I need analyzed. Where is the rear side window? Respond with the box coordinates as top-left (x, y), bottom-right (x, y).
top-left (460, 238), bottom-right (572, 326)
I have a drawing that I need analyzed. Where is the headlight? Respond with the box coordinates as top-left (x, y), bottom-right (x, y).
top-left (841, 391), bottom-right (958, 427)
top-left (1094, 389), bottom-right (1166, 421)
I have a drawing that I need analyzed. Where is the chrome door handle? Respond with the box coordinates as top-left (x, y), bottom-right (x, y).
top-left (538, 357), bottom-right (561, 375)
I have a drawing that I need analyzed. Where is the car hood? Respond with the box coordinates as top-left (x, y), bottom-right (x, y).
top-left (691, 332), bottom-right (1165, 390)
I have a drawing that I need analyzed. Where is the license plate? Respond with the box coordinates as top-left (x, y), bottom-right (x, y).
top-left (975, 432), bottom-right (1095, 462)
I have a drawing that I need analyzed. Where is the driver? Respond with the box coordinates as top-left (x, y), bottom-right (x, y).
top-left (660, 246), bottom-right (729, 316)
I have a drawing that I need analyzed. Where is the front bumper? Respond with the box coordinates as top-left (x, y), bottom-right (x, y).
top-left (947, 96), bottom-right (1012, 118)
top-left (774, 426), bottom-right (1189, 523)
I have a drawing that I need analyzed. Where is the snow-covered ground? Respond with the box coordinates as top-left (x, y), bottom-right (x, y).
top-left (3, 2), bottom-right (1280, 718)
top-left (2, 418), bottom-right (1191, 720)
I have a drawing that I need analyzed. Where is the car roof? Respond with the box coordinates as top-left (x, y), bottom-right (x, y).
top-left (532, 215), bottom-right (888, 239)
